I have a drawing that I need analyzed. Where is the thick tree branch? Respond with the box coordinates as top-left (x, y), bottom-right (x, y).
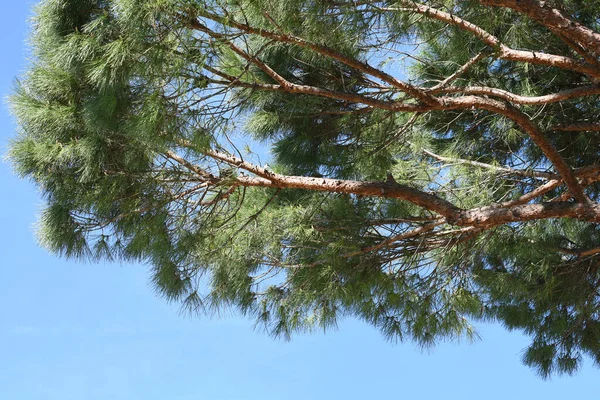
top-left (439, 84), bottom-right (600, 105)
top-left (186, 6), bottom-right (590, 204)
top-left (480, 0), bottom-right (600, 56)
top-left (171, 139), bottom-right (461, 218)
top-left (166, 142), bottom-right (600, 232)
top-left (232, 167), bottom-right (462, 219)
top-left (200, 66), bottom-right (587, 203)
top-left (551, 123), bottom-right (600, 132)
top-left (381, 1), bottom-right (600, 78)
top-left (455, 202), bottom-right (600, 227)
top-left (558, 246), bottom-right (600, 258)
top-left (236, 170), bottom-right (600, 230)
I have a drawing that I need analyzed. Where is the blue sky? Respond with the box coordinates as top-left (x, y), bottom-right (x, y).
top-left (1, 2), bottom-right (598, 399)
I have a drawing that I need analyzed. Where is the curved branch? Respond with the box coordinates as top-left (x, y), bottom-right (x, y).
top-left (480, 0), bottom-right (600, 56)
top-left (187, 12), bottom-right (588, 202)
top-left (191, 21), bottom-right (427, 112)
top-left (233, 168), bottom-right (462, 219)
top-left (439, 84), bottom-right (600, 105)
top-left (166, 145), bottom-right (600, 234)
top-left (382, 1), bottom-right (600, 78)
top-left (191, 10), bottom-right (437, 104)
top-left (491, 165), bottom-right (600, 208)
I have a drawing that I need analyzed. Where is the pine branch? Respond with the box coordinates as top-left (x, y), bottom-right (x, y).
top-left (551, 123), bottom-right (600, 132)
top-left (192, 9), bottom-right (438, 105)
top-left (428, 52), bottom-right (487, 93)
top-left (439, 84), bottom-right (600, 106)
top-left (378, 1), bottom-right (600, 78)
top-left (456, 202), bottom-right (600, 226)
top-left (440, 95), bottom-right (588, 203)
top-left (422, 148), bottom-right (556, 179)
top-left (190, 20), bottom-right (427, 112)
top-left (480, 0), bottom-right (600, 57)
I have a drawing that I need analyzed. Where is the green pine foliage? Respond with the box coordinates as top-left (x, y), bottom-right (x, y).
top-left (9, 0), bottom-right (600, 377)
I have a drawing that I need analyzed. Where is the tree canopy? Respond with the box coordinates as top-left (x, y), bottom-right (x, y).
top-left (9, 0), bottom-right (600, 376)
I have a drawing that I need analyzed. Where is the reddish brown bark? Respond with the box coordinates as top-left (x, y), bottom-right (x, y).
top-left (167, 145), bottom-right (600, 231)
top-left (391, 1), bottom-right (600, 78)
top-left (235, 170), bottom-right (461, 218)
top-left (170, 1), bottom-right (600, 237)
top-left (480, 0), bottom-right (600, 56)
top-left (455, 202), bottom-right (600, 227)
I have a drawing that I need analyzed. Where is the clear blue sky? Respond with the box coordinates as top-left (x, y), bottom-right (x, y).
top-left (1, 2), bottom-right (598, 399)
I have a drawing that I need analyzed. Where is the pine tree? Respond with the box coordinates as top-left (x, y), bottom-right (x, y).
top-left (9, 0), bottom-right (600, 377)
